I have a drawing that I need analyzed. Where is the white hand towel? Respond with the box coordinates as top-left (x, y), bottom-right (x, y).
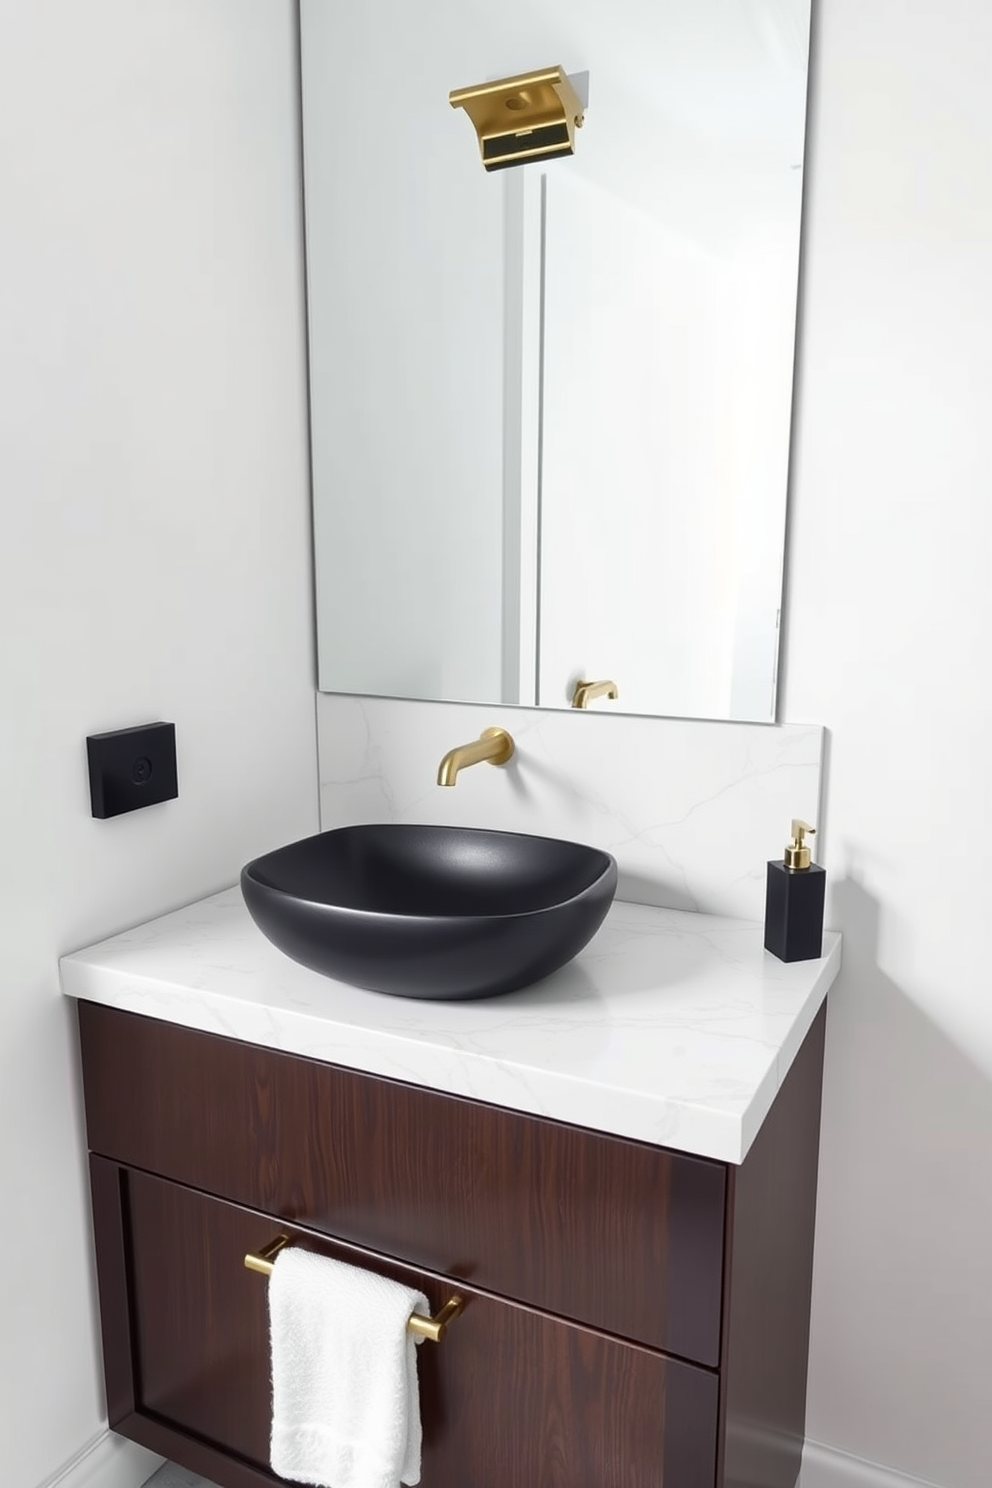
top-left (269, 1248), bottom-right (430, 1488)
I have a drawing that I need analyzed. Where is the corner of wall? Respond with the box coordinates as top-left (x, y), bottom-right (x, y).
top-left (37, 1431), bottom-right (162, 1488)
top-left (802, 1440), bottom-right (946, 1488)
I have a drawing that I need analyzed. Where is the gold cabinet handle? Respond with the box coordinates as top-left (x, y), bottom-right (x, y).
top-left (244, 1235), bottom-right (465, 1343)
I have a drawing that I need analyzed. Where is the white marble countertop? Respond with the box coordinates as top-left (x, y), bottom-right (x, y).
top-left (60, 888), bottom-right (840, 1164)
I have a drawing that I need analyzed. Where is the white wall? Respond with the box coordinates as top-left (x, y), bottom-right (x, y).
top-left (784, 3), bottom-right (992, 1487)
top-left (0, 5), bottom-right (318, 1486)
top-left (316, 693), bottom-right (822, 921)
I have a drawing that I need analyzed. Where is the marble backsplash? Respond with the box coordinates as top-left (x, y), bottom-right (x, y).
top-left (316, 694), bottom-right (824, 922)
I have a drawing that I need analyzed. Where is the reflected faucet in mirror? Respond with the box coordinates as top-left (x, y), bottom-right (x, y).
top-left (436, 727), bottom-right (515, 786)
top-left (571, 679), bottom-right (619, 710)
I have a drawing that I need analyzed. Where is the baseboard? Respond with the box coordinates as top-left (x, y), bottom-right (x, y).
top-left (37, 1429), bottom-right (163, 1488)
top-left (35, 1426), bottom-right (945, 1488)
top-left (802, 1439), bottom-right (946, 1488)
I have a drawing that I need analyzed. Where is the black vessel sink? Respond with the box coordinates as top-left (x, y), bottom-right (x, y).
top-left (241, 823), bottom-right (618, 1001)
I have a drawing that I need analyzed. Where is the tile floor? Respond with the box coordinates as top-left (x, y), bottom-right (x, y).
top-left (146, 1459), bottom-right (818, 1486)
top-left (145, 1466), bottom-right (218, 1488)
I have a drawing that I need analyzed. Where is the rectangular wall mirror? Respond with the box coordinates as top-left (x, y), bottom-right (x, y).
top-left (301, 0), bottom-right (811, 722)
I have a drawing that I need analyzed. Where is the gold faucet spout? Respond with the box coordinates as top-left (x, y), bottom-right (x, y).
top-left (436, 727), bottom-right (515, 786)
top-left (571, 679), bottom-right (619, 709)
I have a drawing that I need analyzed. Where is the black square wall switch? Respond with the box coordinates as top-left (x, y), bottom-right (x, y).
top-left (86, 721), bottom-right (179, 819)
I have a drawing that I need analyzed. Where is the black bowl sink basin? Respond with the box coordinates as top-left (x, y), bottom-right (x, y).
top-left (241, 823), bottom-right (618, 1001)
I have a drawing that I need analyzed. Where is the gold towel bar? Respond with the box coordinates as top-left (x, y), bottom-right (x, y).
top-left (244, 1235), bottom-right (465, 1343)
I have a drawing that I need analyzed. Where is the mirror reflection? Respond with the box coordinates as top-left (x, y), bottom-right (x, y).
top-left (301, 0), bottom-right (811, 722)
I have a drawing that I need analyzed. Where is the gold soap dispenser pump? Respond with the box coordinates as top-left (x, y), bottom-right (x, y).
top-left (763, 819), bottom-right (826, 962)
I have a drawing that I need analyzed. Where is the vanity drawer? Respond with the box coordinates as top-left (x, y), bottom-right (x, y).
top-left (79, 1001), bottom-right (727, 1365)
top-left (92, 1162), bottom-right (719, 1488)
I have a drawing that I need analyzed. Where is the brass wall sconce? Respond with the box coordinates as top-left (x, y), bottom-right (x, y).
top-left (449, 65), bottom-right (585, 171)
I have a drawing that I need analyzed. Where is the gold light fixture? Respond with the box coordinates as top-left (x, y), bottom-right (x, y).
top-left (449, 66), bottom-right (585, 171)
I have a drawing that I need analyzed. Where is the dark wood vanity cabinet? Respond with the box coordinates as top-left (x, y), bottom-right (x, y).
top-left (77, 1000), bottom-right (826, 1488)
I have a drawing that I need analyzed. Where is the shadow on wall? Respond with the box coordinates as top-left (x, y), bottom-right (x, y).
top-left (805, 874), bottom-right (992, 1488)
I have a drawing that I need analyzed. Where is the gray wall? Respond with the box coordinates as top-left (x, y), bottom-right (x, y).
top-left (784, 2), bottom-right (992, 1485)
top-left (0, 4), bottom-right (318, 1484)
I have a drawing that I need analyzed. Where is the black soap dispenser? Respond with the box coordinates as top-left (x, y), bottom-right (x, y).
top-left (764, 819), bottom-right (825, 962)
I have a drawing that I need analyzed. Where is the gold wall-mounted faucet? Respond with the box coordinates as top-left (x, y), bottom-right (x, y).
top-left (571, 679), bottom-right (619, 709)
top-left (436, 727), bottom-right (515, 786)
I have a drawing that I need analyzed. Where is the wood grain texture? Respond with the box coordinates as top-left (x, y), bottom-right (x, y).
top-left (79, 1001), bottom-right (726, 1364)
top-left (124, 1170), bottom-right (720, 1488)
top-left (718, 1002), bottom-right (827, 1488)
top-left (88, 1155), bottom-right (138, 1426)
